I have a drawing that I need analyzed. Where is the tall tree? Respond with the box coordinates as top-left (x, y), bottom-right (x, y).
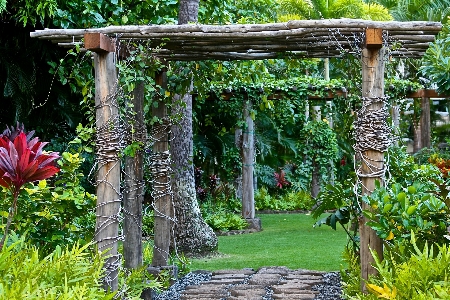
top-left (169, 0), bottom-right (218, 256)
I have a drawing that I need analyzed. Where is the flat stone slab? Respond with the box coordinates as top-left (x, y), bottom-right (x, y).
top-left (229, 284), bottom-right (266, 297)
top-left (213, 269), bottom-right (255, 275)
top-left (248, 273), bottom-right (282, 285)
top-left (272, 293), bottom-right (316, 300)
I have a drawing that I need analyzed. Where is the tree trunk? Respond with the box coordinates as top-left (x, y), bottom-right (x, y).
top-left (170, 0), bottom-right (218, 256)
top-left (311, 159), bottom-right (320, 198)
top-left (171, 92), bottom-right (218, 255)
top-left (178, 0), bottom-right (200, 24)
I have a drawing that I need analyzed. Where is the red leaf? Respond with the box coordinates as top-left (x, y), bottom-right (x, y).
top-left (27, 166), bottom-right (60, 182)
top-left (13, 132), bottom-right (27, 157)
top-left (16, 148), bottom-right (31, 177)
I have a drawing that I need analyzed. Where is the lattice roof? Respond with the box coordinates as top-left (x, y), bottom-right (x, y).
top-left (30, 19), bottom-right (442, 60)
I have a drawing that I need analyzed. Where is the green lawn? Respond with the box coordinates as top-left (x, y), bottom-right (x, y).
top-left (190, 213), bottom-right (348, 272)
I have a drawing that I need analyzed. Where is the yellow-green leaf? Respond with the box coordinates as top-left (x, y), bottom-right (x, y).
top-left (38, 180), bottom-right (47, 189)
top-left (386, 231), bottom-right (394, 241)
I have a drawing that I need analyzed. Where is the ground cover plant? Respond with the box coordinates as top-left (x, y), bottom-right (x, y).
top-left (190, 213), bottom-right (347, 271)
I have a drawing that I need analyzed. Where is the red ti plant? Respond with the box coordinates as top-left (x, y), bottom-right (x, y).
top-left (0, 124), bottom-right (60, 251)
top-left (274, 169), bottom-right (290, 189)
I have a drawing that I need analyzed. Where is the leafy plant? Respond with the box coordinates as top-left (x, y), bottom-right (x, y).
top-left (0, 235), bottom-right (115, 300)
top-left (255, 187), bottom-right (314, 211)
top-left (0, 124), bottom-right (60, 251)
top-left (0, 150), bottom-right (96, 253)
top-left (355, 232), bottom-right (450, 300)
top-left (363, 182), bottom-right (450, 250)
top-left (202, 205), bottom-right (248, 232)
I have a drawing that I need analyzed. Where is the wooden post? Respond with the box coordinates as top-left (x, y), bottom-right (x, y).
top-left (151, 68), bottom-right (173, 267)
top-left (123, 82), bottom-right (145, 269)
top-left (420, 96), bottom-right (431, 149)
top-left (87, 33), bottom-right (121, 291)
top-left (242, 99), bottom-right (255, 220)
top-left (392, 103), bottom-right (400, 146)
top-left (359, 28), bottom-right (385, 291)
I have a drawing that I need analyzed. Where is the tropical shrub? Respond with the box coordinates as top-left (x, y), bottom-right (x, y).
top-left (362, 182), bottom-right (450, 258)
top-left (202, 204), bottom-right (248, 232)
top-left (0, 235), bottom-right (115, 300)
top-left (255, 187), bottom-right (314, 211)
top-left (0, 151), bottom-right (96, 254)
top-left (351, 232), bottom-right (450, 300)
top-left (0, 124), bottom-right (60, 251)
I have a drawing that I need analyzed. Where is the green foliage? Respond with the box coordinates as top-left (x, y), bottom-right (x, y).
top-left (0, 236), bottom-right (115, 300)
top-left (199, 0), bottom-right (278, 24)
top-left (0, 152), bottom-right (96, 254)
top-left (363, 182), bottom-right (449, 249)
top-left (296, 120), bottom-right (339, 184)
top-left (117, 264), bottom-right (161, 299)
top-left (255, 187), bottom-right (315, 211)
top-left (421, 30), bottom-right (450, 95)
top-left (202, 204), bottom-right (248, 232)
top-left (313, 179), bottom-right (360, 248)
top-left (340, 245), bottom-right (362, 298)
top-left (354, 232), bottom-right (450, 300)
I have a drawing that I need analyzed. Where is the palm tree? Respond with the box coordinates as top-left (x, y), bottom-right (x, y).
top-left (371, 0), bottom-right (450, 22)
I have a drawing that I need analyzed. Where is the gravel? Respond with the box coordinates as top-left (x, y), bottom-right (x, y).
top-left (153, 270), bottom-right (212, 300)
top-left (154, 271), bottom-right (343, 300)
top-left (312, 272), bottom-right (343, 300)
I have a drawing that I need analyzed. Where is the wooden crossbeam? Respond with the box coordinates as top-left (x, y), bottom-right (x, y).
top-left (84, 33), bottom-right (115, 53)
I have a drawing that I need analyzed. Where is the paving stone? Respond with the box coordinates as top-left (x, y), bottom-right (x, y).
top-left (211, 274), bottom-right (249, 280)
top-left (284, 274), bottom-right (323, 281)
top-left (257, 266), bottom-right (290, 276)
top-left (205, 278), bottom-right (247, 285)
top-left (229, 284), bottom-right (266, 297)
top-left (212, 269), bottom-right (255, 275)
top-left (177, 266), bottom-right (330, 300)
top-left (248, 273), bottom-right (282, 285)
top-left (227, 296), bottom-right (264, 300)
top-left (272, 283), bottom-right (311, 291)
top-left (180, 295), bottom-right (225, 300)
top-left (272, 293), bottom-right (316, 299)
top-left (291, 269), bottom-right (326, 276)
top-left (273, 285), bottom-right (319, 294)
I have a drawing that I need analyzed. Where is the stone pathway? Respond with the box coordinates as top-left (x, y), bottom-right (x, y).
top-left (179, 266), bottom-right (327, 300)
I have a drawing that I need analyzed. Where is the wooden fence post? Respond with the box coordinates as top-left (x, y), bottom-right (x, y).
top-left (358, 28), bottom-right (385, 291)
top-left (86, 33), bottom-right (121, 291)
top-left (123, 82), bottom-right (145, 269)
top-left (151, 68), bottom-right (173, 267)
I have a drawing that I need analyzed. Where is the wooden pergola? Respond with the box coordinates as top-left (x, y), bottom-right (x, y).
top-left (31, 19), bottom-right (441, 292)
top-left (32, 19), bottom-right (439, 60)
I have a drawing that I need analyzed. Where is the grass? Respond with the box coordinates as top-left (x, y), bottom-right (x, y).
top-left (190, 213), bottom-right (348, 272)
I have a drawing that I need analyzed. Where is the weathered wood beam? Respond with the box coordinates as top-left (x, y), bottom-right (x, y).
top-left (123, 81), bottom-right (145, 269)
top-left (30, 20), bottom-right (441, 39)
top-left (406, 89), bottom-right (449, 98)
top-left (93, 51), bottom-right (120, 292)
top-left (359, 28), bottom-right (385, 292)
top-left (151, 69), bottom-right (173, 267)
top-left (84, 33), bottom-right (115, 53)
